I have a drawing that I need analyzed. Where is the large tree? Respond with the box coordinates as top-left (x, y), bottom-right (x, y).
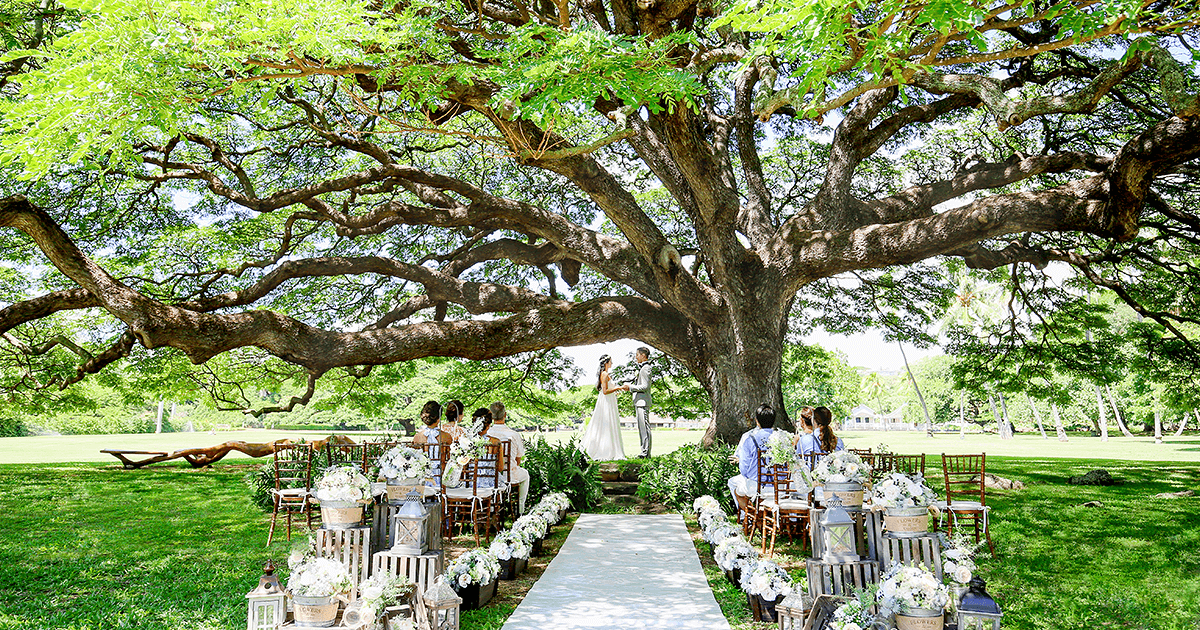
top-left (2, 0), bottom-right (1199, 445)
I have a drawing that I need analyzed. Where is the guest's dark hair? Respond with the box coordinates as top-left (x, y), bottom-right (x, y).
top-left (755, 403), bottom-right (776, 428)
top-left (798, 406), bottom-right (815, 430)
top-left (595, 354), bottom-right (611, 392)
top-left (472, 408), bottom-right (493, 433)
top-left (636, 346), bottom-right (651, 360)
top-left (814, 406), bottom-right (837, 452)
top-left (420, 401), bottom-right (442, 427)
top-left (446, 400), bottom-right (464, 423)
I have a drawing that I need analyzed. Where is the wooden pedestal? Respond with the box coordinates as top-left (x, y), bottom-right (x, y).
top-left (315, 526), bottom-right (372, 601)
top-left (372, 549), bottom-right (445, 595)
top-left (372, 498), bottom-right (443, 555)
top-left (808, 508), bottom-right (883, 562)
top-left (880, 533), bottom-right (944, 581)
top-left (805, 558), bottom-right (880, 599)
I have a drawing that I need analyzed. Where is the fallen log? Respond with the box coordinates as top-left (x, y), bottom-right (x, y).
top-left (102, 435), bottom-right (358, 469)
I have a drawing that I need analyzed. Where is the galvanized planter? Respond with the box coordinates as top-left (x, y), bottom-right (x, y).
top-left (823, 482), bottom-right (864, 508)
top-left (320, 500), bottom-right (364, 530)
top-left (883, 506), bottom-right (931, 537)
top-left (291, 594), bottom-right (338, 628)
top-left (894, 607), bottom-right (944, 630)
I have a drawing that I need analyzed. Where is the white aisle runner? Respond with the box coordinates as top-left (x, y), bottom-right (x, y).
top-left (501, 513), bottom-right (732, 630)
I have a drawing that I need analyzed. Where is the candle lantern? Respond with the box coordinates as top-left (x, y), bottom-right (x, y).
top-left (775, 592), bottom-right (812, 630)
top-left (423, 577), bottom-right (462, 630)
top-left (245, 560), bottom-right (286, 630)
top-left (957, 577), bottom-right (1003, 630)
top-left (820, 495), bottom-right (859, 562)
top-left (391, 490), bottom-right (430, 555)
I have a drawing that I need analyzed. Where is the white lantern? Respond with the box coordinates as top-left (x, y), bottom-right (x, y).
top-left (422, 577), bottom-right (462, 630)
top-left (245, 561), bottom-right (286, 630)
top-left (820, 495), bottom-right (859, 562)
top-left (392, 490), bottom-right (430, 555)
top-left (775, 592), bottom-right (811, 630)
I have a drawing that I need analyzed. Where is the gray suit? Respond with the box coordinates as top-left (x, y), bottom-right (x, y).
top-left (628, 362), bottom-right (653, 457)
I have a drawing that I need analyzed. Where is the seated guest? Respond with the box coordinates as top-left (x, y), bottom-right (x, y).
top-left (468, 408), bottom-right (507, 488)
top-left (727, 403), bottom-right (777, 523)
top-left (412, 400), bottom-right (451, 484)
top-left (487, 401), bottom-right (531, 514)
top-left (811, 406), bottom-right (845, 454)
top-left (444, 399), bottom-right (466, 441)
top-left (793, 406), bottom-right (816, 455)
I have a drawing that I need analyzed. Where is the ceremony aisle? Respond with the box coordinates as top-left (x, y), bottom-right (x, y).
top-left (501, 514), bottom-right (731, 630)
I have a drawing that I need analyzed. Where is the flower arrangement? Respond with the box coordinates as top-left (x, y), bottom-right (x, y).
top-left (287, 556), bottom-right (353, 598)
top-left (313, 465), bottom-right (373, 503)
top-left (714, 536), bottom-right (759, 572)
top-left (693, 495), bottom-right (722, 513)
top-left (766, 430), bottom-right (797, 467)
top-left (871, 472), bottom-right (938, 509)
top-left (489, 529), bottom-right (533, 561)
top-left (875, 563), bottom-right (950, 616)
top-left (527, 505), bottom-right (559, 527)
top-left (939, 533), bottom-right (979, 586)
top-left (740, 559), bottom-right (795, 600)
top-left (444, 548), bottom-right (501, 589)
top-left (698, 507), bottom-right (728, 531)
top-left (355, 573), bottom-right (414, 625)
top-left (513, 514), bottom-right (548, 540)
top-left (378, 447), bottom-right (431, 481)
top-left (542, 492), bottom-right (572, 512)
top-left (811, 451), bottom-right (871, 485)
top-left (703, 521), bottom-right (741, 547)
top-left (442, 430), bottom-right (493, 487)
top-left (829, 591), bottom-right (878, 630)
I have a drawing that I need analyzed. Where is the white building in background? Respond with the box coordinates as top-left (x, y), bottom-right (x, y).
top-left (844, 404), bottom-right (915, 431)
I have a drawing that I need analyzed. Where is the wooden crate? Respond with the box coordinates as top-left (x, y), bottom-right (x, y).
top-left (880, 533), bottom-right (943, 581)
top-left (805, 558), bottom-right (880, 599)
top-left (372, 549), bottom-right (445, 595)
top-left (809, 508), bottom-right (883, 562)
top-left (315, 526), bottom-right (372, 601)
top-left (371, 498), bottom-right (443, 555)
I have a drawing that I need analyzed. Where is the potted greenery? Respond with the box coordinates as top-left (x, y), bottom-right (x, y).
top-left (313, 465), bottom-right (373, 529)
top-left (444, 549), bottom-right (501, 610)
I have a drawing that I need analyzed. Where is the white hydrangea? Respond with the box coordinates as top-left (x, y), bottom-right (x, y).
top-left (313, 465), bottom-right (373, 503)
top-left (811, 451), bottom-right (871, 485)
top-left (378, 447), bottom-right (431, 481)
top-left (287, 557), bottom-right (352, 598)
top-left (871, 472), bottom-right (938, 509)
top-left (739, 559), bottom-right (795, 600)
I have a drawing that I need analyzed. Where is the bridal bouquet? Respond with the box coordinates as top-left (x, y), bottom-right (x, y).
top-left (287, 556), bottom-right (353, 598)
top-left (714, 536), bottom-right (759, 572)
top-left (871, 472), bottom-right (938, 509)
top-left (445, 549), bottom-right (501, 589)
top-left (489, 530), bottom-right (533, 561)
top-left (939, 533), bottom-right (978, 586)
top-left (811, 451), bottom-right (871, 485)
top-left (766, 431), bottom-right (797, 467)
top-left (313, 465), bottom-right (373, 503)
top-left (875, 564), bottom-right (950, 616)
top-left (378, 447), bottom-right (431, 481)
top-left (740, 559), bottom-right (795, 600)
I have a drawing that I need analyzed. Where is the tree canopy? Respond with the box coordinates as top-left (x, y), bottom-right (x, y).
top-left (2, 0), bottom-right (1200, 444)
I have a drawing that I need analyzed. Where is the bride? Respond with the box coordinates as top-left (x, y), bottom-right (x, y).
top-left (580, 354), bottom-right (628, 461)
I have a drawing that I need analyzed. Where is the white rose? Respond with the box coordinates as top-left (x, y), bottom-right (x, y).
top-left (457, 573), bottom-right (471, 588)
top-left (954, 566), bottom-right (972, 584)
top-left (362, 584), bottom-right (384, 600)
top-left (845, 624), bottom-right (863, 630)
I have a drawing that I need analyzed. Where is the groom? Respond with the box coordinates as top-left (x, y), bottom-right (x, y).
top-left (627, 347), bottom-right (654, 458)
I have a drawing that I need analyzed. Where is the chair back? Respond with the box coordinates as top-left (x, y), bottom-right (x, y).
top-left (413, 442), bottom-right (448, 483)
top-left (848, 448), bottom-right (873, 456)
top-left (801, 450), bottom-right (826, 472)
top-left (499, 440), bottom-right (514, 486)
top-left (942, 453), bottom-right (986, 506)
top-left (273, 443), bottom-right (313, 491)
top-left (324, 442), bottom-right (367, 473)
top-left (461, 443), bottom-right (503, 495)
top-left (874, 453), bottom-right (926, 478)
top-left (753, 446), bottom-right (779, 496)
top-left (362, 441), bottom-right (407, 477)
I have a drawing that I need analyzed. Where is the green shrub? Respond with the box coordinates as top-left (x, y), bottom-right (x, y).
top-left (0, 416), bottom-right (26, 437)
top-left (523, 435), bottom-right (603, 511)
top-left (636, 443), bottom-right (738, 512)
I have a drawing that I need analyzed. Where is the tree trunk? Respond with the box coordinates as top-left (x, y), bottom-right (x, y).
top-left (1095, 385), bottom-right (1109, 441)
top-left (1052, 403), bottom-right (1069, 442)
top-left (1175, 412), bottom-right (1190, 437)
top-left (987, 395), bottom-right (1001, 435)
top-left (997, 391), bottom-right (1014, 439)
top-left (1105, 385), bottom-right (1136, 438)
top-left (898, 341), bottom-right (934, 436)
top-left (1026, 393), bottom-right (1048, 439)
top-left (155, 399), bottom-right (164, 434)
top-left (700, 333), bottom-right (791, 447)
top-left (1154, 408), bottom-right (1163, 444)
top-left (959, 390), bottom-right (966, 440)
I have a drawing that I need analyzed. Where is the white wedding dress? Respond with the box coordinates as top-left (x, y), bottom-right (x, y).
top-left (580, 389), bottom-right (625, 461)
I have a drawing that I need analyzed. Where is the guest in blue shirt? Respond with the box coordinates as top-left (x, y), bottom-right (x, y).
top-left (805, 406), bottom-right (845, 455)
top-left (727, 403), bottom-right (777, 524)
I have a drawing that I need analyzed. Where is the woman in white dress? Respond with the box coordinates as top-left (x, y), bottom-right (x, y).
top-left (580, 355), bottom-right (629, 461)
